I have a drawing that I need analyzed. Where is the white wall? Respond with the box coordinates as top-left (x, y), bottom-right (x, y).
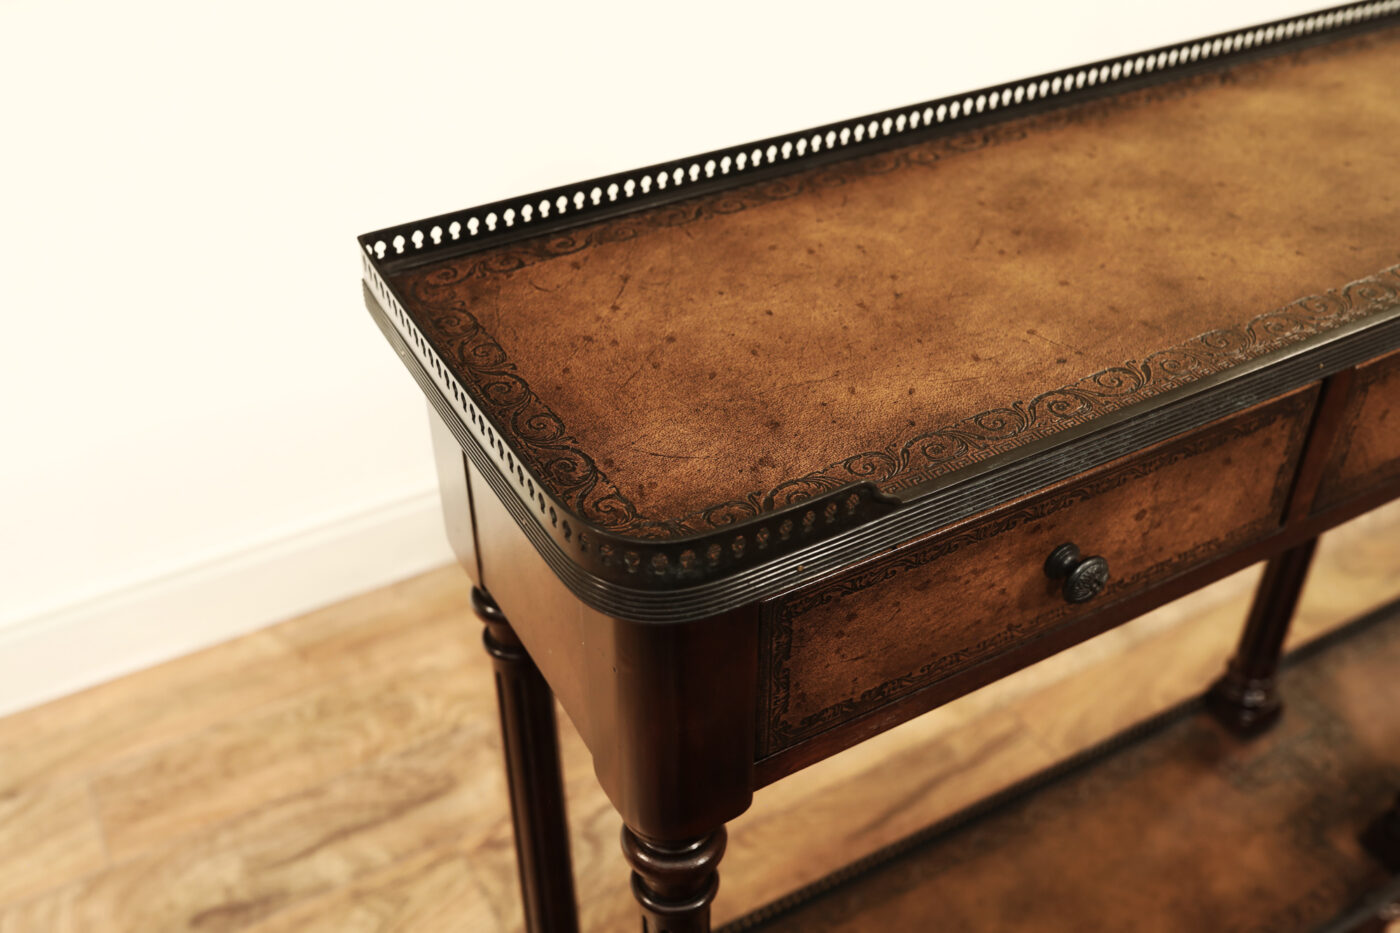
top-left (0, 0), bottom-right (1319, 715)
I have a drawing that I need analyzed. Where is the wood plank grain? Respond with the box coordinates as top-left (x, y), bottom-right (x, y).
top-left (0, 568), bottom-right (472, 799)
top-left (0, 777), bottom-right (105, 907)
top-left (265, 567), bottom-right (475, 678)
top-left (238, 846), bottom-right (498, 933)
top-left (0, 630), bottom-right (301, 798)
top-left (91, 651), bottom-right (491, 862)
top-left (0, 726), bottom-right (500, 933)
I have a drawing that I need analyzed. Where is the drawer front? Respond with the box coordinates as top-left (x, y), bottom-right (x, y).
top-left (757, 389), bottom-right (1316, 758)
top-left (1315, 350), bottom-right (1400, 512)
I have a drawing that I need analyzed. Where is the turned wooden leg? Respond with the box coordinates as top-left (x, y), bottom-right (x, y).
top-left (1206, 538), bottom-right (1317, 737)
top-left (1362, 793), bottom-right (1400, 872)
top-left (621, 825), bottom-right (727, 933)
top-left (475, 587), bottom-right (579, 933)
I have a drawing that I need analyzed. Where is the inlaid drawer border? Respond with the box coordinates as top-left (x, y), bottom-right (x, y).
top-left (756, 390), bottom-right (1316, 758)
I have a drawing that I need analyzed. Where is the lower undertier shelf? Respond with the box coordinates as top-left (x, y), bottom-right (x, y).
top-left (725, 602), bottom-right (1400, 933)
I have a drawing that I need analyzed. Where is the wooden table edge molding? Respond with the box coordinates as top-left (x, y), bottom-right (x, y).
top-left (357, 4), bottom-right (1400, 930)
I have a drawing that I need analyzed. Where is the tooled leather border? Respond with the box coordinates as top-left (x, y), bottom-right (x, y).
top-left (405, 259), bottom-right (1400, 540)
top-left (755, 389), bottom-right (1316, 757)
top-left (393, 31), bottom-right (1400, 541)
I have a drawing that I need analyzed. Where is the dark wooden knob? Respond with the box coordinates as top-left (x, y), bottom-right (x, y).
top-left (1044, 543), bottom-right (1110, 604)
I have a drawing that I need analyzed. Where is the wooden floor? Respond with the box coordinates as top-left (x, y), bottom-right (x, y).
top-left (1, 501), bottom-right (1398, 932)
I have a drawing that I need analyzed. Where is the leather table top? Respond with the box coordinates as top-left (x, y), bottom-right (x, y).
top-left (388, 28), bottom-right (1400, 541)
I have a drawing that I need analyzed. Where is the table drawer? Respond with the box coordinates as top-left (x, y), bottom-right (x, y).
top-left (757, 389), bottom-right (1316, 758)
top-left (1315, 350), bottom-right (1400, 512)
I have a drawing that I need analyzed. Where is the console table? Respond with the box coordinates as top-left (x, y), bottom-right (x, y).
top-left (358, 5), bottom-right (1400, 929)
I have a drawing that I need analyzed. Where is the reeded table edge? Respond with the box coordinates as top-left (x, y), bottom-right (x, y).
top-left (364, 278), bottom-right (1400, 623)
top-left (357, 1), bottom-right (1400, 620)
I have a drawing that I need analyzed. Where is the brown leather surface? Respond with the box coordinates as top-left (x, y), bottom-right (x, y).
top-left (758, 390), bottom-right (1313, 756)
top-left (1317, 349), bottom-right (1400, 510)
top-left (393, 29), bottom-right (1400, 535)
top-left (743, 609), bottom-right (1400, 933)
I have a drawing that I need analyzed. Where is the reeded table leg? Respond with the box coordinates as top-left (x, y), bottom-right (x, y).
top-left (475, 587), bottom-right (579, 933)
top-left (1206, 538), bottom-right (1318, 737)
top-left (622, 825), bottom-right (727, 933)
top-left (1362, 793), bottom-right (1400, 872)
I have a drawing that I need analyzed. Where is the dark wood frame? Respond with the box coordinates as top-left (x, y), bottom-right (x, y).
top-left (473, 587), bottom-right (579, 932)
top-left (360, 7), bottom-right (1400, 929)
top-left (1362, 794), bottom-right (1400, 873)
top-left (438, 401), bottom-right (1400, 931)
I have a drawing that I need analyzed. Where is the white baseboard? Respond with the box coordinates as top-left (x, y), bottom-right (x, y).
top-left (0, 489), bottom-right (455, 718)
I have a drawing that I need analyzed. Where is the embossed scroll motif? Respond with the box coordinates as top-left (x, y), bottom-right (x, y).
top-left (402, 291), bottom-right (641, 533)
top-left (406, 262), bottom-right (1400, 540)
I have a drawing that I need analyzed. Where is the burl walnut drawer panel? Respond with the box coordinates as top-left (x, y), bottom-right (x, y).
top-left (1315, 350), bottom-right (1400, 511)
top-left (756, 389), bottom-right (1317, 757)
